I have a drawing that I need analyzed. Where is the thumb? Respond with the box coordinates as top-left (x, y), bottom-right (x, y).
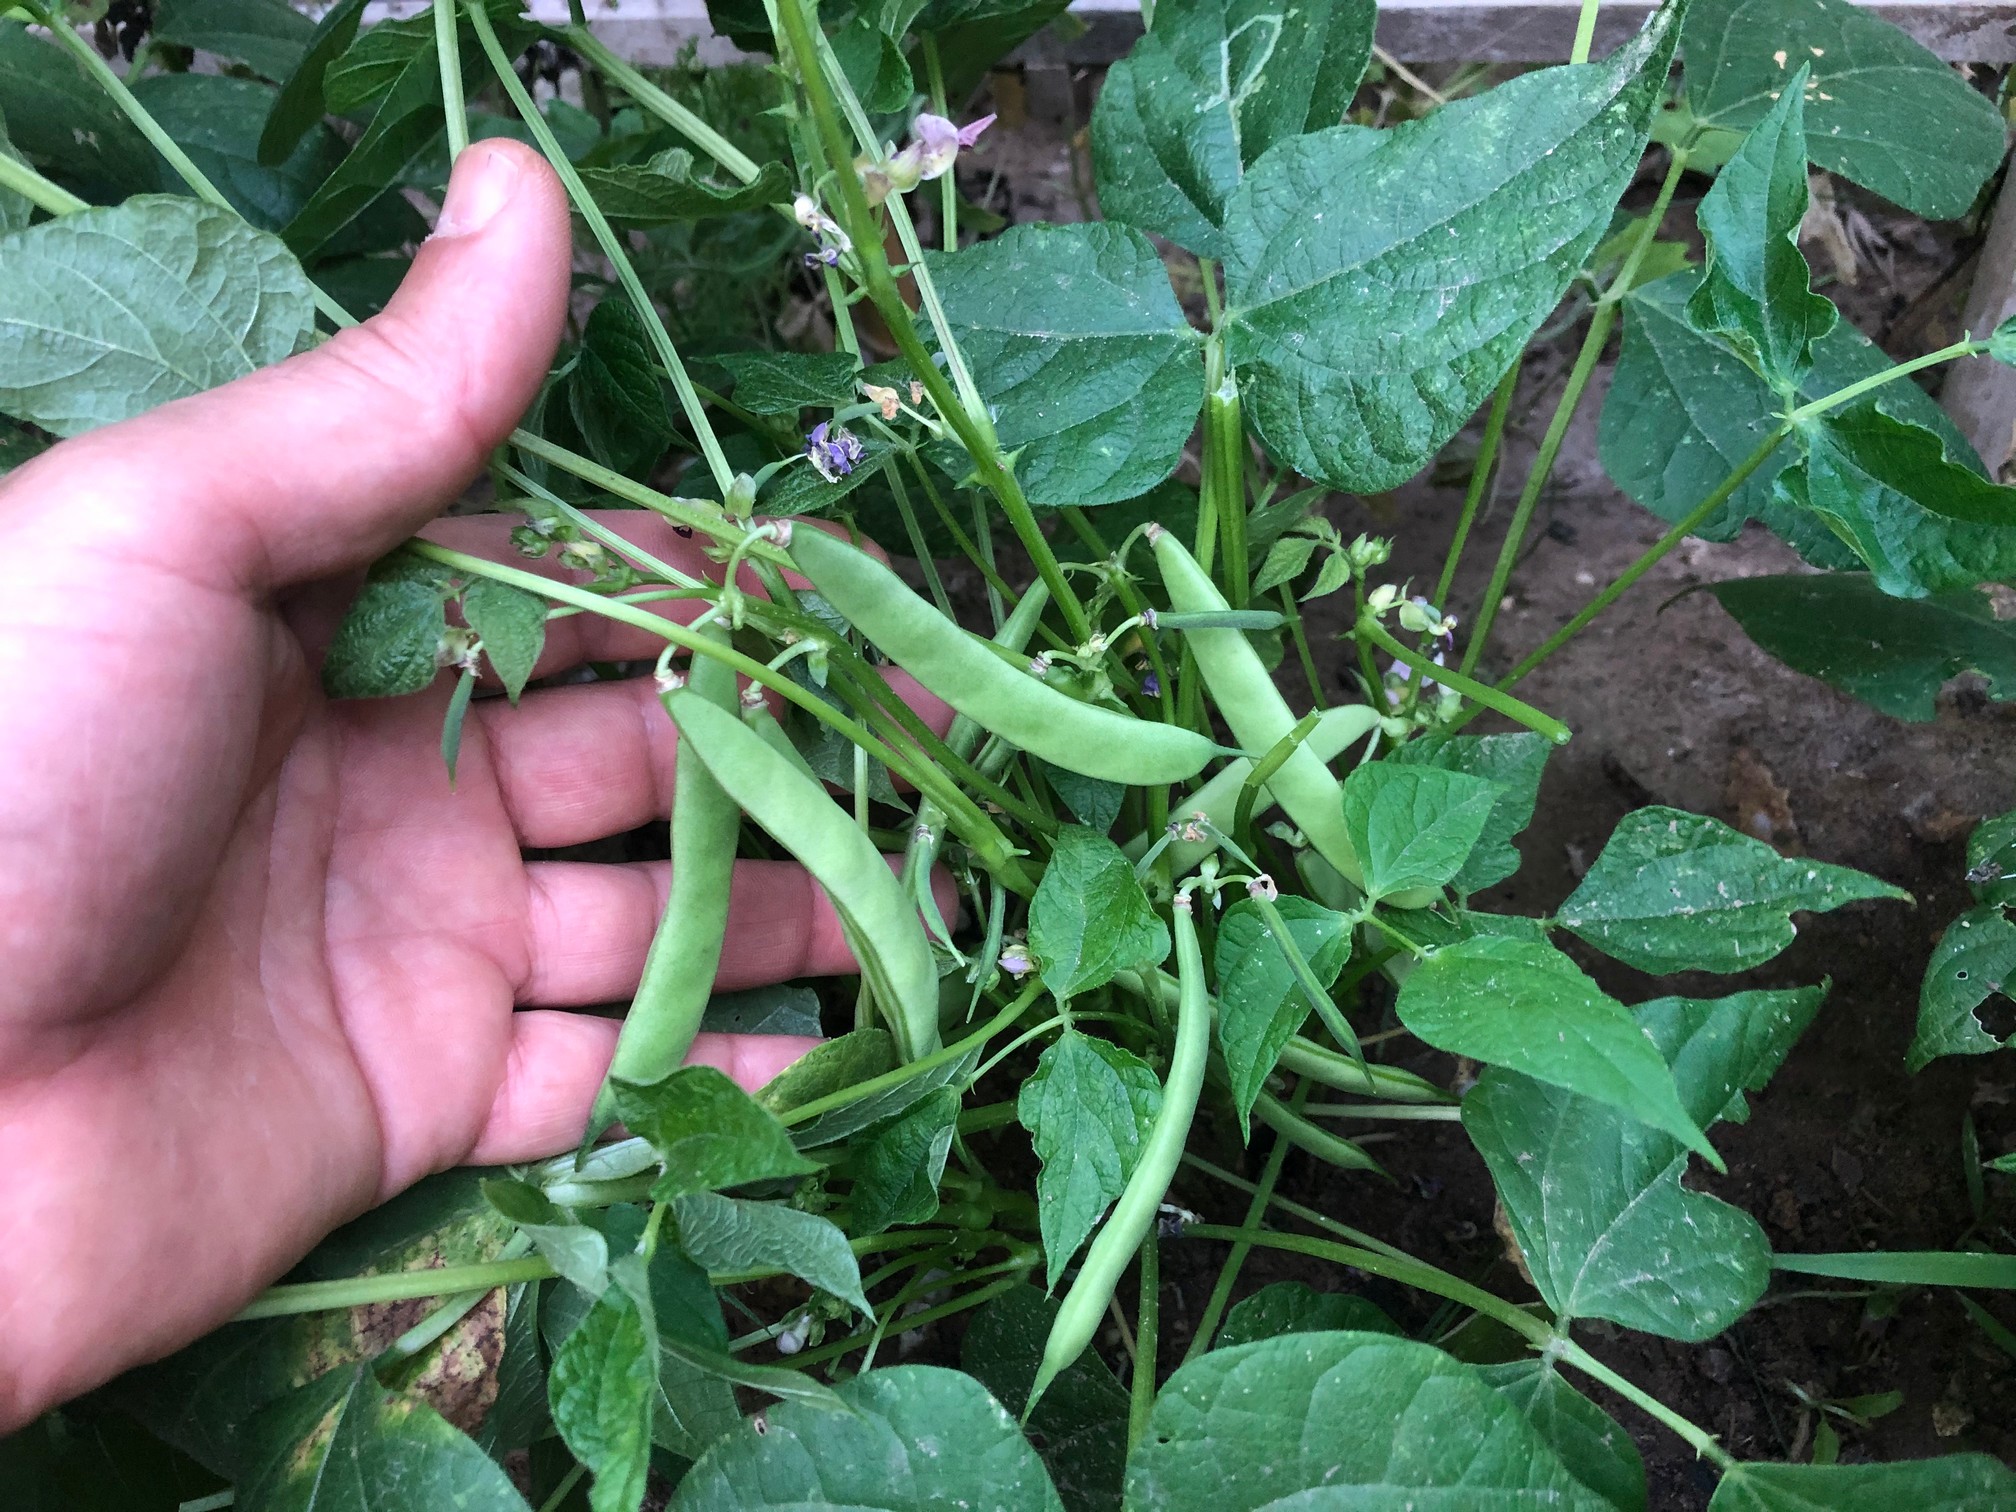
top-left (21, 139), bottom-right (573, 590)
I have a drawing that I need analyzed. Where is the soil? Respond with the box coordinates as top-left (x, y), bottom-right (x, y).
top-left (952, 68), bottom-right (2016, 1506)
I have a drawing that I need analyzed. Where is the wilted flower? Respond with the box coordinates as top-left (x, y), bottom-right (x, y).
top-left (792, 193), bottom-right (851, 266)
top-left (805, 421), bottom-right (865, 482)
top-left (862, 382), bottom-right (901, 420)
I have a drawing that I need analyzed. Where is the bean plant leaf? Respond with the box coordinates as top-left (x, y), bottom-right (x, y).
top-left (1389, 732), bottom-right (1551, 894)
top-left (0, 197), bottom-right (315, 438)
top-left (1037, 761), bottom-right (1127, 833)
top-left (127, 75), bottom-right (340, 235)
top-left (670, 1192), bottom-right (870, 1316)
top-left (1466, 985), bottom-right (1825, 1341)
top-left (673, 1366), bottom-right (1066, 1512)
top-left (0, 22), bottom-right (163, 204)
top-left (1090, 0), bottom-right (1375, 256)
top-left (0, 108), bottom-right (28, 236)
top-left (1908, 906), bottom-right (2016, 1072)
top-left (1128, 1332), bottom-right (1612, 1510)
top-left (483, 1178), bottom-right (613, 1296)
top-left (1710, 575), bottom-right (2016, 722)
top-left (1213, 895), bottom-right (1351, 1130)
top-left (1681, 0), bottom-right (2006, 221)
top-left (322, 554), bottom-right (455, 701)
top-left (1219, 0), bottom-right (1680, 492)
top-left (756, 1030), bottom-right (895, 1118)
top-left (717, 349), bottom-right (862, 414)
top-left (548, 1288), bottom-right (656, 1512)
top-left (608, 1067), bottom-right (819, 1202)
top-left (322, 0), bottom-right (533, 116)
top-left (1019, 1029), bottom-right (1162, 1289)
top-left (1598, 271), bottom-right (1970, 566)
top-left (1342, 763), bottom-right (1501, 901)
top-left (1707, 1455), bottom-right (2016, 1510)
top-left (846, 1087), bottom-right (960, 1235)
top-left (569, 295), bottom-right (674, 473)
top-left (701, 985), bottom-right (823, 1037)
top-left (152, 0), bottom-right (315, 80)
top-left (1685, 70), bottom-right (1835, 391)
top-left (1028, 826), bottom-right (1170, 1000)
top-left (1558, 806), bottom-right (1909, 974)
top-left (1397, 936), bottom-right (1719, 1166)
top-left (577, 149), bottom-right (792, 228)
top-left (644, 1249), bottom-right (743, 1463)
top-left (1480, 1361), bottom-right (1648, 1512)
top-left (962, 1286), bottom-right (1129, 1512)
top-left (1778, 405), bottom-right (2016, 599)
top-left (258, 0), bottom-right (368, 166)
top-left (831, 14), bottom-right (913, 113)
top-left (1216, 1281), bottom-right (1399, 1349)
top-left (234, 1364), bottom-right (527, 1512)
top-left (929, 221), bottom-right (1205, 507)
top-left (458, 579), bottom-right (546, 703)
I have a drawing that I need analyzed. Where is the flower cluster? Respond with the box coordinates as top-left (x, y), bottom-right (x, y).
top-left (805, 421), bottom-right (866, 482)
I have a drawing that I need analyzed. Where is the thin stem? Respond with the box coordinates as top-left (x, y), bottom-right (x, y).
top-left (506, 431), bottom-right (751, 549)
top-left (465, 0), bottom-right (735, 496)
top-left (565, 26), bottom-right (764, 184)
top-left (535, 1465), bottom-right (588, 1512)
top-left (1594, 148), bottom-right (1691, 312)
top-left (433, 0), bottom-right (469, 159)
top-left (789, 1273), bottom-right (1027, 1369)
top-left (235, 1256), bottom-right (556, 1320)
top-left (1558, 1338), bottom-right (1737, 1468)
top-left (1181, 1155), bottom-right (1412, 1260)
top-left (1433, 364), bottom-right (1518, 610)
top-left (1129, 1234), bottom-right (1159, 1452)
top-left (1278, 583), bottom-right (1325, 708)
top-left (1302, 1103), bottom-right (1465, 1121)
top-left (1569, 0), bottom-right (1603, 63)
top-left (1785, 336), bottom-right (1985, 423)
top-left (0, 150), bottom-right (86, 216)
top-left (495, 462), bottom-right (703, 587)
top-left (1359, 615), bottom-right (1571, 744)
top-left (923, 35), bottom-right (958, 255)
top-left (1181, 1082), bottom-right (1308, 1365)
top-left (1203, 337), bottom-right (1249, 607)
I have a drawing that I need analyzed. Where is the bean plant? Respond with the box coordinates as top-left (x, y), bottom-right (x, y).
top-left (5, 0), bottom-right (2016, 1505)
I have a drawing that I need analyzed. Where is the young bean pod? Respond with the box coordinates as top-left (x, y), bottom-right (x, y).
top-left (603, 622), bottom-right (743, 1091)
top-left (787, 524), bottom-right (1218, 785)
top-left (1029, 893), bottom-right (1212, 1412)
top-left (1150, 526), bottom-right (1367, 887)
top-left (665, 687), bottom-right (943, 1060)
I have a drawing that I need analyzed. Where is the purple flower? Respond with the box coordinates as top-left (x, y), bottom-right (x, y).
top-left (806, 421), bottom-right (866, 483)
top-left (1141, 671), bottom-right (1162, 697)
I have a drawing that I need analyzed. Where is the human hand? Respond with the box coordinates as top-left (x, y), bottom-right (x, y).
top-left (0, 142), bottom-right (915, 1427)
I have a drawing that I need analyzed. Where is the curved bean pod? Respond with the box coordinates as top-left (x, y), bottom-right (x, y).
top-left (1029, 895), bottom-right (1211, 1411)
top-left (665, 687), bottom-right (943, 1060)
top-left (788, 524), bottom-right (1218, 785)
top-left (1150, 526), bottom-right (1365, 886)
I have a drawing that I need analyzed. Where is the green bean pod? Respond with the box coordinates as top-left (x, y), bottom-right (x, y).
top-left (1150, 526), bottom-right (1366, 886)
top-left (1030, 895), bottom-right (1212, 1410)
top-left (1121, 703), bottom-right (1382, 871)
top-left (665, 687), bottom-right (943, 1060)
top-left (603, 623), bottom-right (744, 1093)
top-left (787, 524), bottom-right (1218, 785)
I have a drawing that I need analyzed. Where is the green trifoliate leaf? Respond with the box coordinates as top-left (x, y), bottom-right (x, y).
top-left (1778, 405), bottom-right (2016, 598)
top-left (608, 1067), bottom-right (819, 1202)
top-left (151, 0), bottom-right (315, 81)
top-left (322, 0), bottom-right (531, 116)
top-left (234, 1364), bottom-right (527, 1512)
top-left (1707, 1455), bottom-right (2016, 1511)
top-left (1219, 0), bottom-right (1679, 492)
top-left (754, 1028), bottom-right (893, 1117)
top-left (458, 579), bottom-right (546, 704)
top-left (322, 554), bottom-right (456, 701)
top-left (1907, 905), bottom-right (2016, 1072)
top-left (1216, 1281), bottom-right (1399, 1349)
top-left (577, 149), bottom-right (792, 228)
top-left (568, 295), bottom-right (674, 474)
top-left (1600, 271), bottom-right (1969, 568)
top-left (929, 221), bottom-right (1206, 507)
top-left (1969, 809), bottom-right (2016, 907)
top-left (1559, 806), bottom-right (1910, 974)
top-left (0, 196), bottom-right (314, 438)
top-left (549, 1288), bottom-right (656, 1512)
top-left (1480, 1361), bottom-right (1648, 1512)
top-left (670, 1191), bottom-right (870, 1316)
top-left (1036, 761), bottom-right (1127, 833)
top-left (1397, 936), bottom-right (1719, 1166)
top-left (1029, 826), bottom-right (1170, 1000)
top-left (1018, 1029), bottom-right (1162, 1289)
top-left (1710, 575), bottom-right (2016, 723)
top-left (830, 14), bottom-right (913, 113)
top-left (1341, 762), bottom-right (1501, 901)
top-left (1090, 0), bottom-right (1374, 257)
top-left (845, 1086), bottom-right (960, 1235)
top-left (1388, 731), bottom-right (1551, 894)
top-left (716, 349), bottom-right (862, 414)
top-left (1128, 1332), bottom-right (1612, 1511)
top-left (962, 1286), bottom-right (1129, 1512)
top-left (1212, 895), bottom-right (1351, 1130)
top-left (783, 1039), bottom-right (982, 1150)
top-left (673, 1366), bottom-right (1066, 1512)
top-left (1685, 70), bottom-right (1835, 391)
top-left (0, 22), bottom-right (163, 204)
top-left (642, 1249), bottom-right (742, 1462)
top-left (1682, 0), bottom-right (2006, 221)
top-left (1466, 985), bottom-right (1825, 1341)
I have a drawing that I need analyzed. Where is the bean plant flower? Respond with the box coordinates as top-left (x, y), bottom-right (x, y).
top-left (859, 112), bottom-right (996, 205)
top-left (805, 421), bottom-right (865, 482)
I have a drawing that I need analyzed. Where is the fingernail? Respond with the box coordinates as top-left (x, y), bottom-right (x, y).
top-left (433, 144), bottom-right (520, 239)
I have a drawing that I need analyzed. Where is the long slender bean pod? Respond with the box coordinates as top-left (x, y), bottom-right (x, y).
top-left (1149, 526), bottom-right (1365, 885)
top-left (1029, 895), bottom-right (1212, 1412)
top-left (664, 689), bottom-right (942, 1060)
top-left (788, 525), bottom-right (1218, 785)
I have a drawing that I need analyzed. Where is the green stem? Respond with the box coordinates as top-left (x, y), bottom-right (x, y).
top-left (1595, 147), bottom-right (1691, 310)
top-left (506, 431), bottom-right (751, 549)
top-left (1557, 1338), bottom-right (1738, 1468)
top-left (790, 1275), bottom-right (1026, 1370)
top-left (1434, 362), bottom-right (1518, 615)
top-left (1203, 336), bottom-right (1249, 607)
top-left (1569, 0), bottom-right (1603, 63)
top-left (1785, 336), bottom-right (1986, 423)
top-left (1129, 1234), bottom-right (1159, 1452)
top-left (465, 0), bottom-right (734, 496)
top-left (495, 462), bottom-right (703, 586)
top-left (434, 0), bottom-right (469, 159)
top-left (1180, 1082), bottom-right (1308, 1365)
top-left (923, 34), bottom-right (958, 255)
top-left (535, 1466), bottom-right (588, 1512)
top-left (0, 149), bottom-right (86, 216)
top-left (1181, 1154), bottom-right (1412, 1260)
top-left (1359, 615), bottom-right (1571, 744)
top-left (1278, 583), bottom-right (1326, 709)
top-left (1303, 1102), bottom-right (1465, 1121)
top-left (235, 1256), bottom-right (557, 1320)
top-left (565, 26), bottom-right (764, 183)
